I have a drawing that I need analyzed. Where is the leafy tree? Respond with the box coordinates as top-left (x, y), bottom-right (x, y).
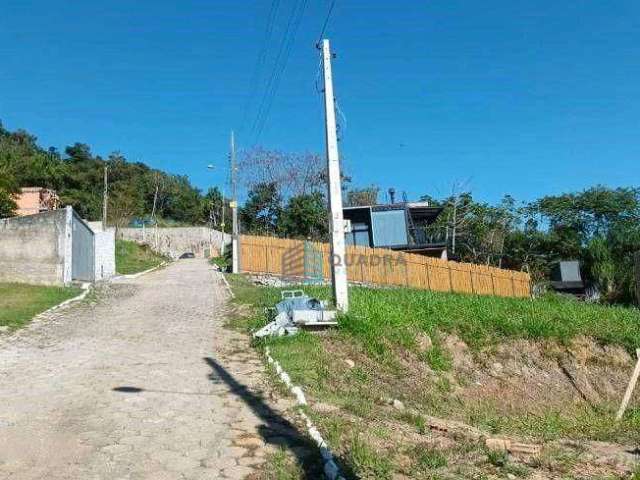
top-left (240, 182), bottom-right (282, 235)
top-left (202, 187), bottom-right (231, 233)
top-left (280, 192), bottom-right (328, 240)
top-left (0, 120), bottom-right (212, 226)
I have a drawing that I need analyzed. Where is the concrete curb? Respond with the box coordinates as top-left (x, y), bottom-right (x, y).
top-left (114, 262), bottom-right (169, 280)
top-left (264, 346), bottom-right (345, 480)
top-left (34, 282), bottom-right (91, 318)
top-left (219, 272), bottom-right (235, 298)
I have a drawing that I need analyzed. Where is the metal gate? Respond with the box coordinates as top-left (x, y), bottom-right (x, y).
top-left (72, 214), bottom-right (94, 281)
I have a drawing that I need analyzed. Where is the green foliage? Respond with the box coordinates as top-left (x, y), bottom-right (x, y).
top-left (345, 434), bottom-right (393, 479)
top-left (486, 449), bottom-right (508, 467)
top-left (279, 191), bottom-right (328, 240)
top-left (0, 283), bottom-right (82, 329)
top-left (346, 185), bottom-right (379, 207)
top-left (0, 121), bottom-right (213, 225)
top-left (414, 448), bottom-right (448, 470)
top-left (240, 182), bottom-right (282, 235)
top-left (115, 240), bottom-right (167, 274)
top-left (421, 186), bottom-right (640, 304)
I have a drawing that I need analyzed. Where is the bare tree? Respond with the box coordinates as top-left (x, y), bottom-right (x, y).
top-left (238, 147), bottom-right (325, 200)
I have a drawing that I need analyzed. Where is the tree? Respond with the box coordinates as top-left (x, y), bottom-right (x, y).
top-left (240, 182), bottom-right (282, 235)
top-left (346, 185), bottom-right (379, 207)
top-left (0, 120), bottom-right (211, 226)
top-left (280, 192), bottom-right (328, 240)
top-left (238, 148), bottom-right (325, 200)
top-left (202, 187), bottom-right (230, 232)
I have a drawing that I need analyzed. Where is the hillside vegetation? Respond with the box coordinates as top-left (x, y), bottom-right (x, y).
top-left (115, 240), bottom-right (168, 275)
top-left (229, 276), bottom-right (640, 480)
top-left (0, 122), bottom-right (226, 229)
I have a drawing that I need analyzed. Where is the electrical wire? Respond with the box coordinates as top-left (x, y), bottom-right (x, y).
top-left (239, 0), bottom-right (281, 135)
top-left (250, 0), bottom-right (308, 144)
top-left (317, 0), bottom-right (336, 45)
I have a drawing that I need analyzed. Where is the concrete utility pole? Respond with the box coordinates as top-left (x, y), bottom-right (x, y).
top-left (320, 39), bottom-right (348, 312)
top-left (102, 164), bottom-right (109, 230)
top-left (230, 131), bottom-right (239, 274)
top-left (221, 184), bottom-right (226, 256)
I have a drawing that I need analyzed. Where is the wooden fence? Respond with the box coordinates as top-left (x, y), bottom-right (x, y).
top-left (240, 235), bottom-right (531, 298)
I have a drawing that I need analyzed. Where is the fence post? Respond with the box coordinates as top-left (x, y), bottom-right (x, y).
top-left (448, 265), bottom-right (454, 293)
top-left (265, 244), bottom-right (269, 273)
top-left (510, 272), bottom-right (516, 297)
top-left (490, 271), bottom-right (496, 296)
top-left (469, 268), bottom-right (475, 294)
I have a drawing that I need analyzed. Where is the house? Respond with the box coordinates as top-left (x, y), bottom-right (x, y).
top-left (343, 200), bottom-right (448, 259)
top-left (15, 187), bottom-right (59, 216)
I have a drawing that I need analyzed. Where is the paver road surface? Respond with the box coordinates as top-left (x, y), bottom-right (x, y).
top-left (0, 259), bottom-right (293, 479)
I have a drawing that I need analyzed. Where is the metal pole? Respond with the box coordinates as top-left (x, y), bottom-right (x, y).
top-left (231, 131), bottom-right (239, 273)
top-left (102, 164), bottom-right (108, 230)
top-left (321, 39), bottom-right (348, 312)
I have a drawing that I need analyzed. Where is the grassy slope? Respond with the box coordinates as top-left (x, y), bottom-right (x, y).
top-left (0, 283), bottom-right (82, 329)
top-left (115, 239), bottom-right (167, 275)
top-left (228, 275), bottom-right (640, 480)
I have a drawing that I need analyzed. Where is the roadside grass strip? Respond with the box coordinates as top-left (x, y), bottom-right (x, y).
top-left (264, 346), bottom-right (345, 480)
top-left (0, 282), bottom-right (86, 330)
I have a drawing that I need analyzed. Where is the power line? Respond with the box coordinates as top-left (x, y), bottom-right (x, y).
top-left (239, 0), bottom-right (281, 135)
top-left (250, 0), bottom-right (309, 145)
top-left (317, 0), bottom-right (336, 45)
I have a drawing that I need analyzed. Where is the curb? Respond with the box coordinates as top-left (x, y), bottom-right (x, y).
top-left (44, 282), bottom-right (92, 313)
top-left (114, 262), bottom-right (168, 280)
top-left (219, 271), bottom-right (235, 298)
top-left (264, 346), bottom-right (345, 480)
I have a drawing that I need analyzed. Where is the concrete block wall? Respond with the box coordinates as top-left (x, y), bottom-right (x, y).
top-left (118, 226), bottom-right (229, 259)
top-left (0, 209), bottom-right (117, 286)
top-left (0, 208), bottom-right (71, 285)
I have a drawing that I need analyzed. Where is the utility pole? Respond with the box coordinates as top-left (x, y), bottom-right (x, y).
top-left (320, 39), bottom-right (348, 312)
top-left (102, 164), bottom-right (109, 230)
top-left (230, 131), bottom-right (239, 274)
top-left (220, 185), bottom-right (226, 256)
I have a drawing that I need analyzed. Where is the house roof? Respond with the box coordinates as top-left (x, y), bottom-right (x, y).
top-left (343, 202), bottom-right (443, 221)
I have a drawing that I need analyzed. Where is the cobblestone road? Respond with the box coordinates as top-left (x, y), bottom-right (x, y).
top-left (0, 260), bottom-right (301, 479)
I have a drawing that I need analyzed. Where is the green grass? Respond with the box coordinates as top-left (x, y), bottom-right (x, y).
top-left (227, 274), bottom-right (640, 477)
top-left (259, 448), bottom-right (305, 480)
top-left (115, 240), bottom-right (168, 275)
top-left (229, 274), bottom-right (640, 354)
top-left (0, 283), bottom-right (82, 329)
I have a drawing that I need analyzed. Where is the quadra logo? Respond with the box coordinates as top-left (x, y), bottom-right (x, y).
top-left (330, 253), bottom-right (406, 268)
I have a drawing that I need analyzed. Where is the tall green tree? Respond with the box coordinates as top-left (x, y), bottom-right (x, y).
top-left (280, 192), bottom-right (328, 240)
top-left (240, 182), bottom-right (282, 235)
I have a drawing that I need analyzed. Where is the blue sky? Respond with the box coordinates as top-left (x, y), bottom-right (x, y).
top-left (1, 1), bottom-right (639, 204)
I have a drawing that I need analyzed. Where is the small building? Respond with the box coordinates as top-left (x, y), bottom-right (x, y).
top-left (550, 260), bottom-right (586, 295)
top-left (343, 201), bottom-right (447, 259)
top-left (15, 187), bottom-right (59, 216)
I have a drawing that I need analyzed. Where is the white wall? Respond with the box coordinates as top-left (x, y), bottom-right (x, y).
top-left (88, 222), bottom-right (116, 281)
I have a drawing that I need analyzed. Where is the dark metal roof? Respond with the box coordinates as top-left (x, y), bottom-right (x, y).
top-left (344, 202), bottom-right (443, 220)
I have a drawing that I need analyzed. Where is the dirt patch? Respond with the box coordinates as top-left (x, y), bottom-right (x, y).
top-left (306, 332), bottom-right (640, 479)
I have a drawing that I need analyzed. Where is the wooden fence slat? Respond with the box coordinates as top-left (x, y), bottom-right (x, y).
top-left (239, 234), bottom-right (531, 298)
